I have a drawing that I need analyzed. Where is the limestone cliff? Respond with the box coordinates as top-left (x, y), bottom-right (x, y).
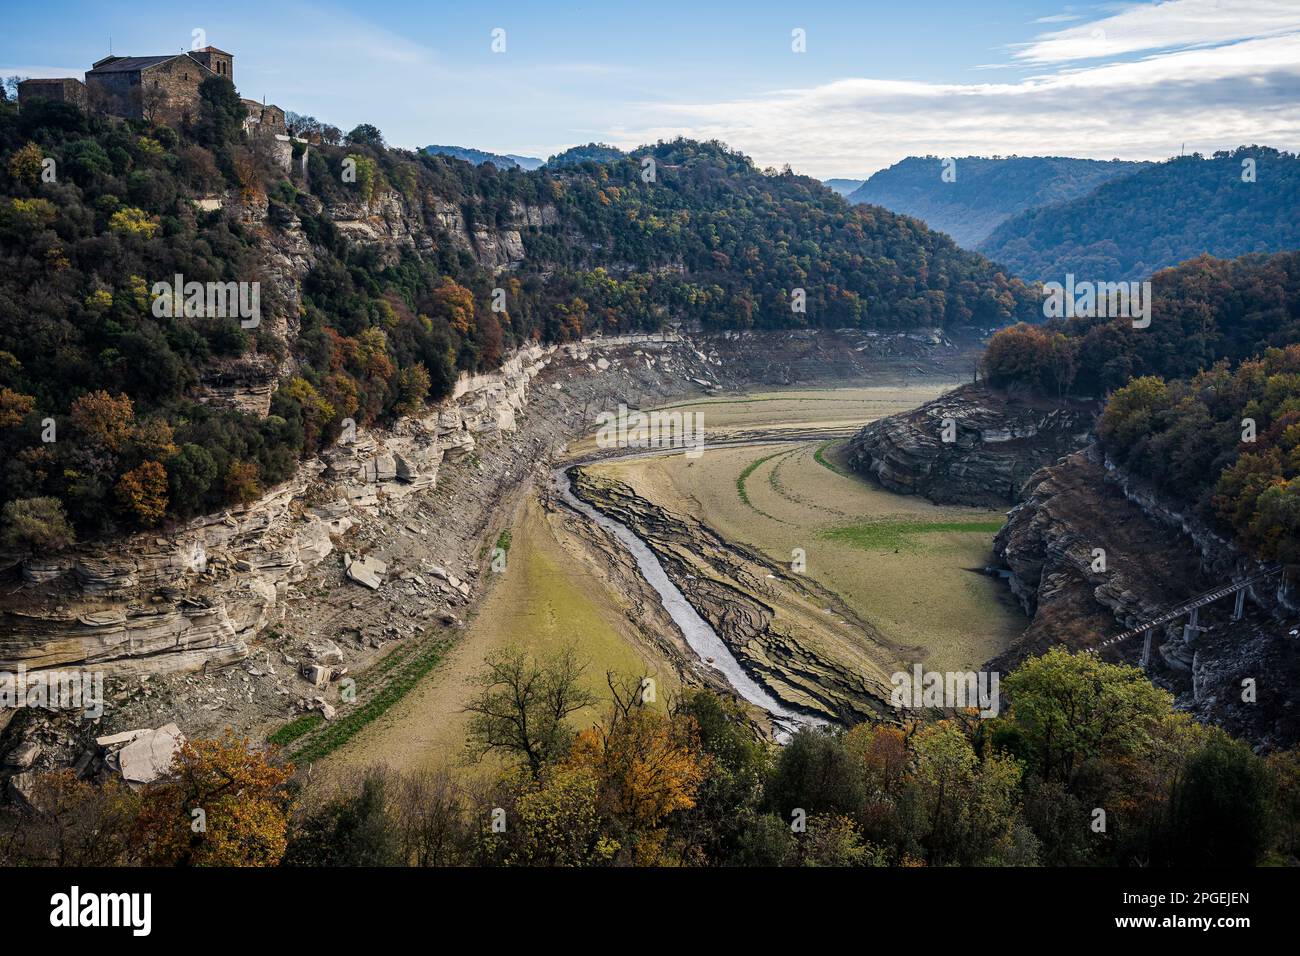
top-left (845, 383), bottom-right (1094, 507)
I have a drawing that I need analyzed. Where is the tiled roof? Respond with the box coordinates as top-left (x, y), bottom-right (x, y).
top-left (86, 54), bottom-right (194, 74)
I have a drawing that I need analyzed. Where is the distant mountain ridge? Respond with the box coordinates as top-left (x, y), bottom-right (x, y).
top-left (823, 178), bottom-right (864, 197)
top-left (978, 147), bottom-right (1300, 282)
top-left (423, 144), bottom-right (544, 170)
top-left (848, 155), bottom-right (1149, 248)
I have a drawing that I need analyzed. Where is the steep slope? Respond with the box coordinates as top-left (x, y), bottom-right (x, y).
top-left (844, 383), bottom-right (1095, 507)
top-left (848, 155), bottom-right (1147, 248)
top-left (980, 147), bottom-right (1300, 282)
top-left (0, 95), bottom-right (1040, 546)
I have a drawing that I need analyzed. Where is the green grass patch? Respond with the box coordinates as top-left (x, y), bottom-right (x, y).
top-left (813, 439), bottom-right (853, 478)
top-left (267, 712), bottom-right (324, 747)
top-left (821, 518), bottom-right (1005, 552)
top-left (495, 529), bottom-right (512, 553)
top-left (289, 637), bottom-right (453, 765)
top-left (736, 450), bottom-right (791, 522)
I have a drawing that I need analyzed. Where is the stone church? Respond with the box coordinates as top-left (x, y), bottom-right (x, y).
top-left (18, 45), bottom-right (284, 133)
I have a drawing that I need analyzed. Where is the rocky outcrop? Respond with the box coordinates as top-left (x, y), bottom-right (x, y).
top-left (846, 383), bottom-right (1094, 507)
top-left (991, 446), bottom-right (1300, 749)
top-left (0, 342), bottom-right (557, 679)
top-left (991, 446), bottom-right (1207, 664)
top-left (328, 191), bottom-right (559, 274)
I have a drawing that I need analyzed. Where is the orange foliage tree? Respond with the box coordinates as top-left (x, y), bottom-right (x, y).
top-left (115, 460), bottom-right (169, 526)
top-left (69, 389), bottom-right (135, 452)
top-left (134, 731), bottom-right (294, 867)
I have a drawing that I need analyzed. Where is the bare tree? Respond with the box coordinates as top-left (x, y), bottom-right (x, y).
top-left (463, 645), bottom-right (595, 778)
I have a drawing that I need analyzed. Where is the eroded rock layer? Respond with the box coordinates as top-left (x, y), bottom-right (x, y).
top-left (845, 383), bottom-right (1094, 507)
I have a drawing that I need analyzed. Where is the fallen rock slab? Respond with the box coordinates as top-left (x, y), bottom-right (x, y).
top-left (344, 553), bottom-right (387, 589)
top-left (116, 723), bottom-right (184, 785)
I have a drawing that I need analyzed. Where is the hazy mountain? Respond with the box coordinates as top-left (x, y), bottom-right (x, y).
top-left (823, 178), bottom-right (864, 197)
top-left (848, 155), bottom-right (1149, 248)
top-left (979, 147), bottom-right (1300, 282)
top-left (423, 144), bottom-right (544, 170)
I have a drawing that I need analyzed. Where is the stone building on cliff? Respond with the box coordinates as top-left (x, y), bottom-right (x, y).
top-left (17, 44), bottom-right (284, 133)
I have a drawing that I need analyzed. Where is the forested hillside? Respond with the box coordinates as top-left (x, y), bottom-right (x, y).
top-left (0, 82), bottom-right (1035, 546)
top-left (981, 250), bottom-right (1300, 562)
top-left (848, 155), bottom-right (1147, 247)
top-left (980, 147), bottom-right (1300, 282)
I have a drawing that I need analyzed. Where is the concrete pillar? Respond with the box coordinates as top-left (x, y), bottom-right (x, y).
top-left (1140, 628), bottom-right (1153, 670)
top-left (1182, 606), bottom-right (1200, 644)
top-left (1233, 588), bottom-right (1246, 620)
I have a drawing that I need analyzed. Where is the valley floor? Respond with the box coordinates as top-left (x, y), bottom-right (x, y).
top-left (320, 381), bottom-right (1025, 775)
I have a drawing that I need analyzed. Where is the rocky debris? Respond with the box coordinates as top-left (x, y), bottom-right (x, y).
top-left (301, 663), bottom-right (332, 688)
top-left (344, 553), bottom-right (387, 590)
top-left (304, 639), bottom-right (344, 665)
top-left (0, 327), bottom-right (981, 763)
top-left (100, 723), bottom-right (184, 786)
top-left (3, 739), bottom-right (40, 770)
top-left (846, 383), bottom-right (1095, 507)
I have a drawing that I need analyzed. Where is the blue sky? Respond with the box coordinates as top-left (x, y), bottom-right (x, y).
top-left (4, 0), bottom-right (1298, 177)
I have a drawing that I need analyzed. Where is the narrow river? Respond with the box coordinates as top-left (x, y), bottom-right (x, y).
top-left (553, 461), bottom-right (826, 738)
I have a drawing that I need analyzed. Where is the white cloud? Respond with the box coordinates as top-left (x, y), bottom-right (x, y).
top-left (1014, 0), bottom-right (1300, 64)
top-left (601, 2), bottom-right (1300, 178)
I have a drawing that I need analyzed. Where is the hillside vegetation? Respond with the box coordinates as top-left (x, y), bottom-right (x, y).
top-left (0, 84), bottom-right (1035, 545)
top-left (980, 147), bottom-right (1300, 282)
top-left (848, 155), bottom-right (1147, 248)
top-left (981, 250), bottom-right (1300, 561)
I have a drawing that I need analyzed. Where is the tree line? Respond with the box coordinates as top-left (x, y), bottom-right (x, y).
top-left (3, 646), bottom-right (1296, 867)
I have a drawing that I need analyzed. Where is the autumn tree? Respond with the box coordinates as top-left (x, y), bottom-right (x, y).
top-left (567, 673), bottom-right (709, 848)
top-left (69, 390), bottom-right (134, 452)
top-left (115, 461), bottom-right (169, 526)
top-left (6, 142), bottom-right (44, 187)
top-left (0, 386), bottom-right (34, 427)
top-left (431, 279), bottom-right (476, 336)
top-left (224, 459), bottom-right (263, 505)
top-left (134, 731), bottom-right (294, 867)
top-left (394, 363), bottom-right (431, 416)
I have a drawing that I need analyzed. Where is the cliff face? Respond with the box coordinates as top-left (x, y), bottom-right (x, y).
top-left (0, 345), bottom-right (554, 678)
top-left (844, 383), bottom-right (1094, 507)
top-left (992, 446), bottom-right (1208, 661)
top-left (993, 447), bottom-right (1300, 749)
